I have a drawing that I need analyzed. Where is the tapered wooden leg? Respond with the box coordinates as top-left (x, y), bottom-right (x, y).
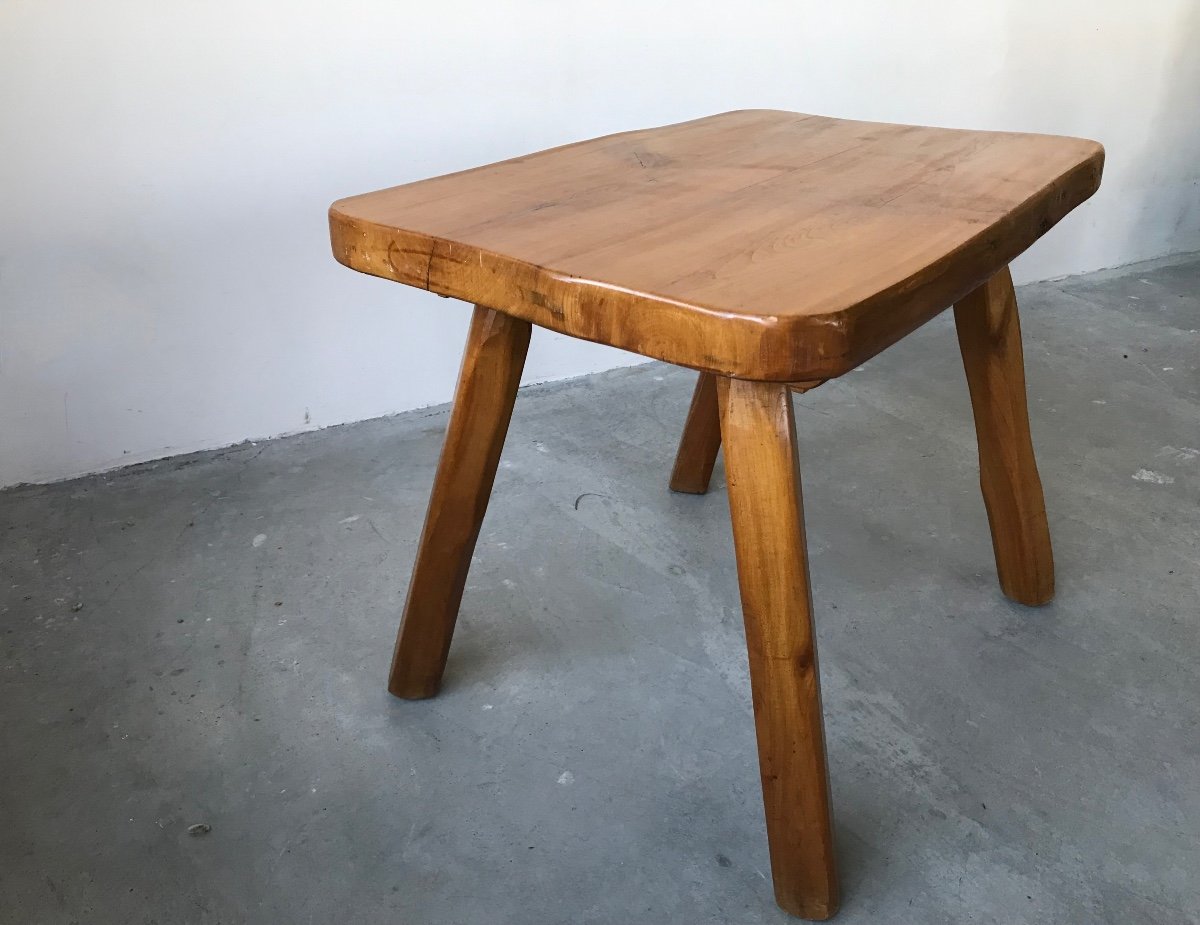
top-left (388, 306), bottom-right (531, 699)
top-left (954, 268), bottom-right (1055, 606)
top-left (718, 377), bottom-right (839, 920)
top-left (670, 373), bottom-right (722, 494)
top-left (671, 374), bottom-right (827, 494)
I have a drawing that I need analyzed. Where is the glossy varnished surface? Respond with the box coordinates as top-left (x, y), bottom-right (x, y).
top-left (954, 270), bottom-right (1055, 605)
top-left (718, 378), bottom-right (838, 918)
top-left (331, 110), bottom-right (1103, 380)
top-left (389, 306), bottom-right (530, 698)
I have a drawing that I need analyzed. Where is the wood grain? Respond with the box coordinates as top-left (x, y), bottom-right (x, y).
top-left (954, 268), bottom-right (1055, 606)
top-left (330, 110), bottom-right (1094, 917)
top-left (718, 377), bottom-right (839, 919)
top-left (388, 305), bottom-right (531, 699)
top-left (331, 110), bottom-right (1103, 381)
top-left (671, 372), bottom-right (824, 495)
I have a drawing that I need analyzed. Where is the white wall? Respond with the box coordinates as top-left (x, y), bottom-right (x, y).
top-left (2, 1), bottom-right (1197, 487)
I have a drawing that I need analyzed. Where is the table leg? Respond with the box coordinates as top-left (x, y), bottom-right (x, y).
top-left (954, 267), bottom-right (1055, 606)
top-left (388, 305), bottom-right (531, 699)
top-left (718, 376), bottom-right (839, 920)
top-left (670, 372), bottom-right (722, 494)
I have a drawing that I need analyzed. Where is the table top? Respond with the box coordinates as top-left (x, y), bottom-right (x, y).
top-left (330, 110), bottom-right (1102, 380)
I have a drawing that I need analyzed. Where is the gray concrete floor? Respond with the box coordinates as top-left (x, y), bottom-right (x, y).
top-left (2, 255), bottom-right (1198, 925)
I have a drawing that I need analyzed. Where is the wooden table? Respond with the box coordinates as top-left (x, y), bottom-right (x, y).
top-left (329, 110), bottom-right (1103, 919)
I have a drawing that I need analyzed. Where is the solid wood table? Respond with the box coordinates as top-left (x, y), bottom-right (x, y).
top-left (329, 110), bottom-right (1103, 919)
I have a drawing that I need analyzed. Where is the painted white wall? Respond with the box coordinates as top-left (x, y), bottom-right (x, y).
top-left (2, 1), bottom-right (1197, 487)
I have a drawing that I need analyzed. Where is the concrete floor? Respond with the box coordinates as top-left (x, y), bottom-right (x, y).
top-left (2, 255), bottom-right (1198, 925)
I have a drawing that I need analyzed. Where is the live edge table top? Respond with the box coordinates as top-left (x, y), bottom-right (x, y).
top-left (330, 110), bottom-right (1103, 382)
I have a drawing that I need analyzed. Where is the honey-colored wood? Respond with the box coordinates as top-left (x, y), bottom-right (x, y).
top-left (669, 372), bottom-right (721, 494)
top-left (718, 377), bottom-right (838, 920)
top-left (331, 110), bottom-right (1100, 918)
top-left (954, 269), bottom-right (1055, 606)
top-left (331, 110), bottom-right (1103, 382)
top-left (388, 305), bottom-right (531, 698)
top-left (670, 373), bottom-right (824, 495)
